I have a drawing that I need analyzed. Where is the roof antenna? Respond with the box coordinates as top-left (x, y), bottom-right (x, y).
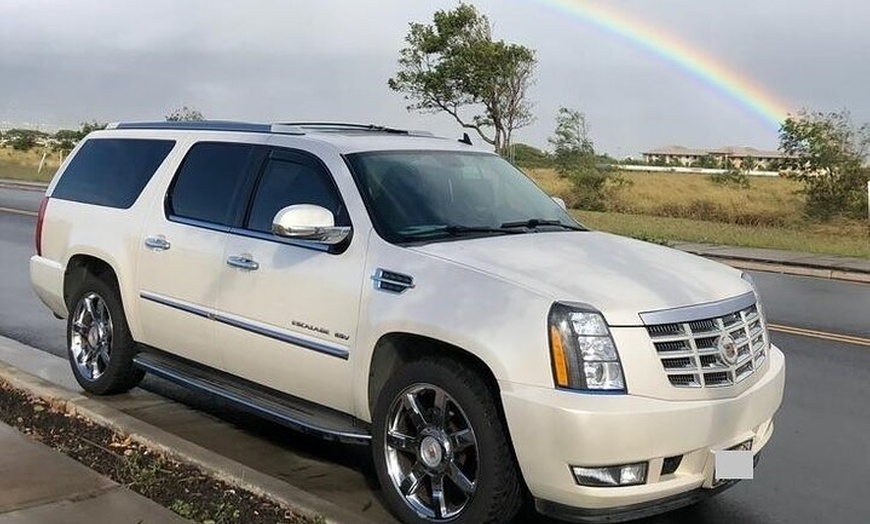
top-left (459, 132), bottom-right (472, 145)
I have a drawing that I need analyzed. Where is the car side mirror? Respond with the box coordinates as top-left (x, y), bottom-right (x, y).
top-left (552, 196), bottom-right (567, 210)
top-left (271, 204), bottom-right (350, 245)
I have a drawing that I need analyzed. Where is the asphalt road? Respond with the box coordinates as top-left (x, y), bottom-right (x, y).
top-left (0, 184), bottom-right (42, 214)
top-left (1, 186), bottom-right (869, 523)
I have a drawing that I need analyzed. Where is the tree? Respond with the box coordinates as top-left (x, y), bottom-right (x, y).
top-left (548, 107), bottom-right (617, 211)
top-left (779, 109), bottom-right (870, 220)
top-left (76, 121), bottom-right (107, 140)
top-left (54, 129), bottom-right (80, 151)
top-left (709, 167), bottom-right (751, 189)
top-left (10, 133), bottom-right (36, 151)
top-left (697, 154), bottom-right (718, 169)
top-left (548, 107), bottom-right (594, 177)
top-left (165, 106), bottom-right (204, 122)
top-left (509, 143), bottom-right (552, 168)
top-left (389, 4), bottom-right (536, 155)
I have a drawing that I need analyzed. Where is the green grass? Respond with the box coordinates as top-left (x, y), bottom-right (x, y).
top-left (574, 210), bottom-right (870, 259)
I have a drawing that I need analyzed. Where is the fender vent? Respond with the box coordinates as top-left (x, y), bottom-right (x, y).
top-left (372, 269), bottom-right (415, 294)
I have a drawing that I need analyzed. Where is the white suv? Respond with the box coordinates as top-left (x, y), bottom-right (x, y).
top-left (30, 121), bottom-right (785, 524)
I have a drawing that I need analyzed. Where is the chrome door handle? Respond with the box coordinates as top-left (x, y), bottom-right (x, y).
top-left (144, 236), bottom-right (171, 251)
top-left (226, 255), bottom-right (259, 271)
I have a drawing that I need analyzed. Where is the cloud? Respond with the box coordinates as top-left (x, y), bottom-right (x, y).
top-left (1, 0), bottom-right (867, 154)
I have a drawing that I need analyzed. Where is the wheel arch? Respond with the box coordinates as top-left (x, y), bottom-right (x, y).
top-left (367, 332), bottom-right (503, 419)
top-left (64, 254), bottom-right (123, 311)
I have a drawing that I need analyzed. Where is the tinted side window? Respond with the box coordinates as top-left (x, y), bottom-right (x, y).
top-left (246, 159), bottom-right (348, 233)
top-left (168, 142), bottom-right (258, 226)
top-left (52, 138), bottom-right (174, 208)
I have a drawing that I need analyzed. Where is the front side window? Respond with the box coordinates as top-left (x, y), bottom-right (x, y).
top-left (246, 157), bottom-right (349, 233)
top-left (167, 142), bottom-right (258, 226)
top-left (346, 151), bottom-right (583, 244)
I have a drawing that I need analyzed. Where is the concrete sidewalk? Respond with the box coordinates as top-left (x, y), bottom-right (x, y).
top-left (0, 423), bottom-right (188, 524)
top-left (673, 242), bottom-right (870, 284)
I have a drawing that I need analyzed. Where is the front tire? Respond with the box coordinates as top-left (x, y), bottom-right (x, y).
top-left (67, 273), bottom-right (144, 395)
top-left (373, 357), bottom-right (522, 524)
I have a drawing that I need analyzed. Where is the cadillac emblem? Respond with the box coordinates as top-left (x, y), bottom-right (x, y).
top-left (717, 333), bottom-right (738, 365)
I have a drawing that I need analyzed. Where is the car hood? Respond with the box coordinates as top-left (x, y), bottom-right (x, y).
top-left (410, 231), bottom-right (751, 326)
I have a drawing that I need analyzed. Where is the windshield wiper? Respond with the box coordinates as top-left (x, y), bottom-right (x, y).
top-left (444, 225), bottom-right (526, 235)
top-left (499, 218), bottom-right (586, 231)
top-left (399, 224), bottom-right (526, 240)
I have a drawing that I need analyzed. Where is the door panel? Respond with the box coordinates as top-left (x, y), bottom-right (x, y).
top-left (214, 151), bottom-right (363, 413)
top-left (137, 220), bottom-right (227, 369)
top-left (215, 234), bottom-right (364, 412)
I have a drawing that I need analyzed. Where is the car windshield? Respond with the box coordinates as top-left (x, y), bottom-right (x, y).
top-left (345, 150), bottom-right (585, 244)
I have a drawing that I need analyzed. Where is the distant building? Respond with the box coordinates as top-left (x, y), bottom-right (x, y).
top-left (642, 145), bottom-right (785, 170)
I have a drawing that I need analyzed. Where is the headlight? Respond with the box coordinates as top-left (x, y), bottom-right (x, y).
top-left (742, 272), bottom-right (768, 321)
top-left (548, 303), bottom-right (626, 392)
top-left (742, 272), bottom-right (770, 345)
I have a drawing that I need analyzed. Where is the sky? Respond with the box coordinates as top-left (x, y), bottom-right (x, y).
top-left (0, 0), bottom-right (867, 157)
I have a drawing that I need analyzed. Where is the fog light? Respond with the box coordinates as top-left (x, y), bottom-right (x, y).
top-left (571, 463), bottom-right (648, 487)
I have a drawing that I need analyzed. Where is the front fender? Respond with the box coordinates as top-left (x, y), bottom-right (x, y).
top-left (352, 240), bottom-right (556, 420)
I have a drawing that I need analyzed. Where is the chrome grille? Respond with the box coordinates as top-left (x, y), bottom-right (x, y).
top-left (646, 304), bottom-right (768, 388)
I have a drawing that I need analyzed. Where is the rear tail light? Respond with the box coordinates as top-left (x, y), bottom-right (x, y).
top-left (35, 196), bottom-right (49, 256)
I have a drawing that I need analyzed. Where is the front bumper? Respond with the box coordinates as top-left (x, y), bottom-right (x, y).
top-left (535, 475), bottom-right (746, 523)
top-left (500, 345), bottom-right (785, 517)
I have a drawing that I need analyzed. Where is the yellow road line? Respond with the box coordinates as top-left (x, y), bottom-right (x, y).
top-left (0, 206), bottom-right (37, 217)
top-left (769, 323), bottom-right (870, 347)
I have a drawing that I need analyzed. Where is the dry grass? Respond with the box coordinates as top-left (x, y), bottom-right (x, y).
top-left (526, 168), bottom-right (804, 227)
top-left (525, 167), bottom-right (868, 258)
top-left (526, 167), bottom-right (574, 200)
top-left (573, 211), bottom-right (869, 258)
top-left (0, 146), bottom-right (62, 182)
top-left (610, 171), bottom-right (804, 227)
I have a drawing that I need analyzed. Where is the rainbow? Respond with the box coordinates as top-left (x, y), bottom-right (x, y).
top-left (535, 0), bottom-right (792, 129)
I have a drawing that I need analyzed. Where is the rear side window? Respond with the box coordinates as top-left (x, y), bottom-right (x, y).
top-left (52, 138), bottom-right (174, 208)
top-left (167, 142), bottom-right (259, 226)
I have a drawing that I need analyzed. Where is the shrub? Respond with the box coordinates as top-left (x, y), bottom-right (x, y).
top-left (709, 169), bottom-right (751, 189)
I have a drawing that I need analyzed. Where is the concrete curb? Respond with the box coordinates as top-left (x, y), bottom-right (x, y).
top-left (696, 256), bottom-right (870, 284)
top-left (0, 340), bottom-right (378, 524)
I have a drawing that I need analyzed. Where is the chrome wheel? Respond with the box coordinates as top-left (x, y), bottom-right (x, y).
top-left (384, 383), bottom-right (479, 521)
top-left (69, 292), bottom-right (113, 381)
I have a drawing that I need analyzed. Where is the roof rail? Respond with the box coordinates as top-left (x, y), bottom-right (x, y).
top-left (111, 121), bottom-right (303, 135)
top-left (273, 122), bottom-right (415, 135)
top-left (106, 120), bottom-right (437, 138)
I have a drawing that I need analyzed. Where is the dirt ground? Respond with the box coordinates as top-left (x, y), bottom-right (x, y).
top-left (0, 379), bottom-right (322, 524)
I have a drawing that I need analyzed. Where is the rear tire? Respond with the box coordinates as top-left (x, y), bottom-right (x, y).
top-left (66, 272), bottom-right (144, 395)
top-left (372, 356), bottom-right (523, 524)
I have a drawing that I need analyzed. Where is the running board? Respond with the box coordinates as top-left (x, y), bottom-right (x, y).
top-left (133, 350), bottom-right (371, 445)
